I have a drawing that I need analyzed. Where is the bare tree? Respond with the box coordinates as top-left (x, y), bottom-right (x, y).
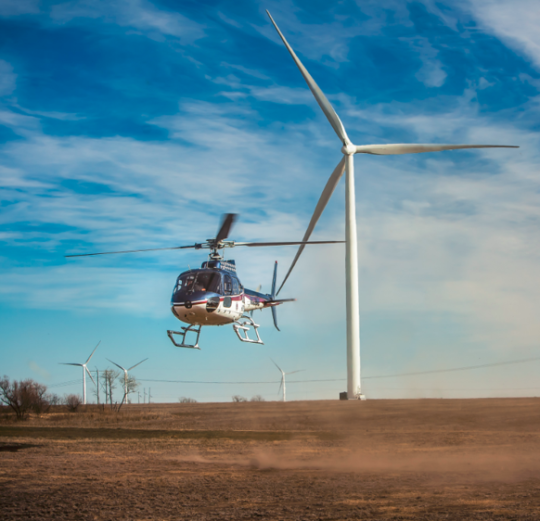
top-left (118, 374), bottom-right (139, 405)
top-left (232, 395), bottom-right (247, 403)
top-left (178, 397), bottom-right (197, 403)
top-left (250, 395), bottom-right (265, 402)
top-left (101, 369), bottom-right (120, 407)
top-left (64, 394), bottom-right (81, 412)
top-left (0, 376), bottom-right (50, 419)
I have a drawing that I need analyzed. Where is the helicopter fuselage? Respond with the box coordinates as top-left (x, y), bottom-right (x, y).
top-left (170, 260), bottom-right (273, 327)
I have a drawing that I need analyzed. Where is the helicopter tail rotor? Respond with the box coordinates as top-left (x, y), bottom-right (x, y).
top-left (271, 261), bottom-right (279, 331)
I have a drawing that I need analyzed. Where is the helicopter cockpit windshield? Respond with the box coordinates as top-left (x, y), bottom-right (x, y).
top-left (175, 272), bottom-right (222, 295)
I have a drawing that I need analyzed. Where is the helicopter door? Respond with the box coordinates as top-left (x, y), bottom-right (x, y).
top-left (223, 275), bottom-right (232, 308)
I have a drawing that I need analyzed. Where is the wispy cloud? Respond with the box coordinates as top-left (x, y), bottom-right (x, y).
top-left (0, 0), bottom-right (39, 17)
top-left (27, 360), bottom-right (50, 380)
top-left (50, 0), bottom-right (205, 42)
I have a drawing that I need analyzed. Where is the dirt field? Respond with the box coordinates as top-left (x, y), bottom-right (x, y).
top-left (2, 398), bottom-right (540, 520)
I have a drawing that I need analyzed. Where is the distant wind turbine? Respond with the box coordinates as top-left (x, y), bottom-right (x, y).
top-left (266, 10), bottom-right (519, 400)
top-left (272, 359), bottom-right (303, 402)
top-left (59, 341), bottom-right (100, 405)
top-left (107, 358), bottom-right (148, 405)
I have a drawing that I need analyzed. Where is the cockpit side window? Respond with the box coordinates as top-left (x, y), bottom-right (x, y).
top-left (224, 274), bottom-right (232, 295)
top-left (231, 277), bottom-right (240, 295)
top-left (176, 273), bottom-right (195, 293)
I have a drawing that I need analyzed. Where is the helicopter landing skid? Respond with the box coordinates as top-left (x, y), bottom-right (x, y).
top-left (233, 315), bottom-right (264, 345)
top-left (167, 325), bottom-right (202, 349)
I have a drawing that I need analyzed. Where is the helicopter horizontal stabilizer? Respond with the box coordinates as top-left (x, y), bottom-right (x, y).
top-left (266, 298), bottom-right (296, 305)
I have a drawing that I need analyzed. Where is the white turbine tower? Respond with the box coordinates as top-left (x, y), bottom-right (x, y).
top-left (266, 11), bottom-right (518, 400)
top-left (272, 359), bottom-right (302, 402)
top-left (60, 341), bottom-right (100, 405)
top-left (107, 358), bottom-right (148, 405)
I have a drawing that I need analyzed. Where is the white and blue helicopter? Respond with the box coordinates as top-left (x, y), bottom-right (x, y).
top-left (67, 214), bottom-right (343, 348)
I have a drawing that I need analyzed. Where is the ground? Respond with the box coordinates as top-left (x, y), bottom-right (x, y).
top-left (1, 398), bottom-right (540, 520)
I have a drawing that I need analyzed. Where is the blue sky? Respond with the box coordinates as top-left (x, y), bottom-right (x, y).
top-left (2, 0), bottom-right (540, 402)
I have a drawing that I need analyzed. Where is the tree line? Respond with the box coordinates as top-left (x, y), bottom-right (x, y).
top-left (0, 369), bottom-right (141, 419)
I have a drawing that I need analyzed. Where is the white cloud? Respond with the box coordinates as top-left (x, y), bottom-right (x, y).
top-left (464, 0), bottom-right (540, 69)
top-left (411, 38), bottom-right (447, 88)
top-left (0, 61), bottom-right (17, 97)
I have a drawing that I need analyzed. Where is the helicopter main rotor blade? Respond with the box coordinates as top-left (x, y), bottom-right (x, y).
top-left (234, 240), bottom-right (344, 247)
top-left (277, 156), bottom-right (346, 295)
top-left (215, 213), bottom-right (237, 243)
top-left (65, 244), bottom-right (197, 258)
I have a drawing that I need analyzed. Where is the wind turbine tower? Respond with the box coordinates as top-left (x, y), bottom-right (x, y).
top-left (60, 341), bottom-right (100, 405)
top-left (107, 357), bottom-right (148, 405)
top-left (272, 359), bottom-right (302, 402)
top-left (266, 11), bottom-right (518, 400)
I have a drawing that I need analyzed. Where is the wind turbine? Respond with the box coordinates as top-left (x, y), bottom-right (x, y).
top-left (107, 357), bottom-right (148, 405)
top-left (60, 341), bottom-right (100, 405)
top-left (266, 11), bottom-right (518, 400)
top-left (272, 359), bottom-right (302, 402)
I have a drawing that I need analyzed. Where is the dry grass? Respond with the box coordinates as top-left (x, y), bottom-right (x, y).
top-left (1, 398), bottom-right (540, 520)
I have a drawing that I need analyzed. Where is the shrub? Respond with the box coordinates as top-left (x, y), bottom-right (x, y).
top-left (178, 397), bottom-right (197, 403)
top-left (64, 394), bottom-right (82, 412)
top-left (232, 395), bottom-right (247, 402)
top-left (250, 395), bottom-right (265, 402)
top-left (46, 393), bottom-right (62, 406)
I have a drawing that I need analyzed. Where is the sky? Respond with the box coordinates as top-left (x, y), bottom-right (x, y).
top-left (1, 0), bottom-right (540, 403)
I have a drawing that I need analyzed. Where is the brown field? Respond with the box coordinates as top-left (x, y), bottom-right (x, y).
top-left (1, 398), bottom-right (540, 520)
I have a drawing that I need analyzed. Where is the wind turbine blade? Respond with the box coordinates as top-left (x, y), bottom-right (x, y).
top-left (266, 11), bottom-right (350, 146)
top-left (233, 241), bottom-right (344, 247)
top-left (355, 143), bottom-right (519, 155)
top-left (278, 376), bottom-right (283, 395)
top-left (59, 363), bottom-right (83, 367)
top-left (270, 358), bottom-right (283, 373)
top-left (106, 358), bottom-right (127, 372)
top-left (65, 245), bottom-right (196, 258)
top-left (128, 358), bottom-right (148, 371)
top-left (86, 340), bottom-right (101, 364)
top-left (277, 156), bottom-right (346, 295)
top-left (215, 213), bottom-right (237, 243)
top-left (85, 365), bottom-right (96, 386)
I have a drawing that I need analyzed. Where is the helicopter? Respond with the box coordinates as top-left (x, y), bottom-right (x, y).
top-left (66, 214), bottom-right (343, 348)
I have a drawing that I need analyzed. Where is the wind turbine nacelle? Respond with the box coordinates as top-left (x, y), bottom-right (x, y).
top-left (341, 143), bottom-right (356, 156)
